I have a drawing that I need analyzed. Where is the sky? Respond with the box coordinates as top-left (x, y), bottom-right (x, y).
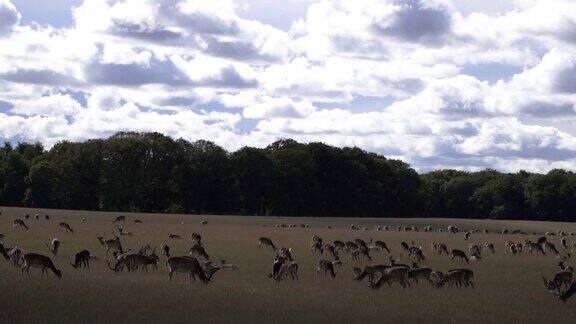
top-left (1, 0), bottom-right (576, 173)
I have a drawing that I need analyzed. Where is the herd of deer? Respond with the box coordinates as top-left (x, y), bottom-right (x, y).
top-left (1, 212), bottom-right (576, 302)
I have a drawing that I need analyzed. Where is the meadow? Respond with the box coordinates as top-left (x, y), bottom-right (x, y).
top-left (0, 206), bottom-right (575, 323)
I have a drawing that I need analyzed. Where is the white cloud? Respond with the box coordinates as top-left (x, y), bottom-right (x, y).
top-left (0, 0), bottom-right (576, 172)
top-left (0, 0), bottom-right (19, 36)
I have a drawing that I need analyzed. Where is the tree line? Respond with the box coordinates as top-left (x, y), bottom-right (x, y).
top-left (0, 132), bottom-right (574, 221)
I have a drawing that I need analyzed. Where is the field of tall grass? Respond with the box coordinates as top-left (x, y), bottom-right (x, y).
top-left (1, 206), bottom-right (575, 323)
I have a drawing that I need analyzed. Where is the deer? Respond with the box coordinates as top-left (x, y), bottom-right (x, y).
top-left (526, 237), bottom-right (546, 254)
top-left (258, 237), bottom-right (276, 250)
top-left (8, 247), bottom-right (23, 267)
top-left (269, 257), bottom-right (299, 282)
top-left (542, 271), bottom-right (574, 295)
top-left (450, 249), bottom-right (469, 263)
top-left (201, 220), bottom-right (208, 226)
top-left (13, 219), bottom-right (28, 230)
top-left (107, 252), bottom-right (136, 272)
top-left (374, 240), bottom-right (390, 253)
top-left (543, 242), bottom-right (559, 255)
top-left (189, 243), bottom-right (210, 260)
top-left (316, 259), bottom-right (341, 278)
top-left (190, 232), bottom-right (202, 246)
top-left (448, 225), bottom-right (460, 234)
top-left (484, 242), bottom-right (495, 254)
top-left (408, 263), bottom-right (434, 285)
top-left (0, 242), bottom-right (10, 260)
top-left (161, 243), bottom-right (170, 259)
top-left (59, 222), bottom-right (74, 233)
top-left (167, 256), bottom-right (217, 283)
top-left (130, 252), bottom-right (159, 272)
top-left (45, 238), bottom-right (60, 255)
top-left (561, 238), bottom-right (568, 250)
top-left (70, 250), bottom-right (91, 268)
top-left (369, 266), bottom-right (411, 289)
top-left (21, 253), bottom-right (62, 279)
top-left (345, 241), bottom-right (359, 251)
top-left (97, 236), bottom-right (123, 256)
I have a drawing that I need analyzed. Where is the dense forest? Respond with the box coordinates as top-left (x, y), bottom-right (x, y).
top-left (0, 132), bottom-right (575, 221)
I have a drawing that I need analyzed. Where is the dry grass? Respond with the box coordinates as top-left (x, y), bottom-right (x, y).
top-left (1, 206), bottom-right (575, 323)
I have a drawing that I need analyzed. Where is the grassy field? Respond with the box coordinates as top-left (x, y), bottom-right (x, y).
top-left (1, 206), bottom-right (575, 323)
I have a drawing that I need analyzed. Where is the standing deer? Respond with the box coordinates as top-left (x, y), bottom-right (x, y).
top-left (21, 253), bottom-right (62, 279)
top-left (45, 238), bottom-right (60, 255)
top-left (97, 236), bottom-right (123, 256)
top-left (70, 250), bottom-right (91, 268)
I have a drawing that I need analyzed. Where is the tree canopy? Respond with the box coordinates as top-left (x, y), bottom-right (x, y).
top-left (0, 132), bottom-right (575, 221)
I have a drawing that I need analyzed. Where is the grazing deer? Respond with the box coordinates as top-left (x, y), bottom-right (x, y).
top-left (21, 253), bottom-right (62, 279)
top-left (450, 249), bottom-right (469, 263)
top-left (351, 247), bottom-right (372, 262)
top-left (448, 225), bottom-right (459, 234)
top-left (258, 237), bottom-right (276, 250)
top-left (113, 215), bottom-right (126, 224)
top-left (316, 259), bottom-right (340, 278)
top-left (167, 256), bottom-right (216, 283)
top-left (269, 258), bottom-right (299, 282)
top-left (464, 232), bottom-right (471, 241)
top-left (201, 220), bottom-right (208, 225)
top-left (370, 266), bottom-right (411, 289)
top-left (354, 264), bottom-right (392, 285)
top-left (408, 263), bottom-right (434, 285)
top-left (34, 214), bottom-right (39, 220)
top-left (59, 222), bottom-right (74, 233)
top-left (131, 252), bottom-right (159, 271)
top-left (542, 271), bottom-right (574, 295)
top-left (45, 238), bottom-right (60, 255)
top-left (189, 243), bottom-right (210, 260)
top-left (97, 236), bottom-right (123, 256)
top-left (107, 252), bottom-right (136, 272)
top-left (44, 214), bottom-right (49, 220)
top-left (13, 219), bottom-right (28, 230)
top-left (168, 234), bottom-right (181, 240)
top-left (484, 242), bottom-right (495, 254)
top-left (374, 240), bottom-right (390, 253)
top-left (70, 250), bottom-right (91, 268)
top-left (543, 242), bottom-right (559, 255)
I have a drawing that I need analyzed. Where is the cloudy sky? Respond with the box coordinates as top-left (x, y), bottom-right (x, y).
top-left (1, 0), bottom-right (576, 172)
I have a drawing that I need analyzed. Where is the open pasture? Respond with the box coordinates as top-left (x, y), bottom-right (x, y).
top-left (1, 206), bottom-right (575, 323)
